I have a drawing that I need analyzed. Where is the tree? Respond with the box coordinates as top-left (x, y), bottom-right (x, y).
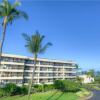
top-left (23, 31), bottom-right (52, 100)
top-left (75, 64), bottom-right (79, 69)
top-left (86, 69), bottom-right (95, 77)
top-left (0, 0), bottom-right (28, 61)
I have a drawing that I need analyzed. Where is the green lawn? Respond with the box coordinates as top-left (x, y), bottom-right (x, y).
top-left (0, 90), bottom-right (78, 100)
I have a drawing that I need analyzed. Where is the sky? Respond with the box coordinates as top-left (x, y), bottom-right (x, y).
top-left (0, 0), bottom-right (100, 71)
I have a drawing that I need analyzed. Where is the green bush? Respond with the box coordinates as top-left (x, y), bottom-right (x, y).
top-left (33, 84), bottom-right (55, 92)
top-left (0, 88), bottom-right (5, 97)
top-left (13, 86), bottom-right (22, 95)
top-left (54, 80), bottom-right (81, 92)
top-left (62, 80), bottom-right (81, 92)
top-left (21, 85), bottom-right (28, 95)
top-left (44, 84), bottom-right (54, 91)
top-left (1, 83), bottom-right (28, 96)
top-left (12, 85), bottom-right (28, 95)
top-left (33, 85), bottom-right (43, 92)
top-left (94, 76), bottom-right (100, 84)
top-left (54, 80), bottom-right (63, 90)
top-left (4, 83), bottom-right (17, 96)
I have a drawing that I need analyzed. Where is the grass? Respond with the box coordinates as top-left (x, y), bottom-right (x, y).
top-left (0, 90), bottom-right (78, 100)
top-left (92, 85), bottom-right (100, 90)
top-left (76, 88), bottom-right (90, 98)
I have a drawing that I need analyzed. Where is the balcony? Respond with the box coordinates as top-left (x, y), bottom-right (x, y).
top-left (0, 76), bottom-right (23, 79)
top-left (1, 57), bottom-right (25, 63)
top-left (0, 69), bottom-right (23, 72)
top-left (1, 61), bottom-right (24, 65)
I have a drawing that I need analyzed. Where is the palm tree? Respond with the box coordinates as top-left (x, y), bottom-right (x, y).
top-left (23, 31), bottom-right (52, 100)
top-left (0, 0), bottom-right (28, 61)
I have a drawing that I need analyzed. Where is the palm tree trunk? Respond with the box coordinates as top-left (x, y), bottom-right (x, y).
top-left (0, 17), bottom-right (7, 59)
top-left (27, 54), bottom-right (37, 100)
top-left (0, 17), bottom-right (7, 84)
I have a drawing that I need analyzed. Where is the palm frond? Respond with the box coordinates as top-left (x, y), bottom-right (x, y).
top-left (0, 0), bottom-right (28, 25)
top-left (40, 42), bottom-right (52, 54)
top-left (23, 31), bottom-right (52, 55)
top-left (12, 1), bottom-right (21, 8)
top-left (22, 33), bottom-right (35, 53)
top-left (17, 10), bottom-right (28, 20)
top-left (22, 33), bottom-right (31, 42)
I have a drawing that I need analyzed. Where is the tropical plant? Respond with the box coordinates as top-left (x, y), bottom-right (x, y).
top-left (0, 0), bottom-right (28, 61)
top-left (23, 31), bottom-right (52, 100)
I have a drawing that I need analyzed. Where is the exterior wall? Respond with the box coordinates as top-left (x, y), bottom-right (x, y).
top-left (0, 54), bottom-right (77, 85)
top-left (79, 75), bottom-right (94, 83)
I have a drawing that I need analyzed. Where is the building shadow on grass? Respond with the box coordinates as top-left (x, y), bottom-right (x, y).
top-left (46, 91), bottom-right (64, 100)
top-left (55, 92), bottom-right (64, 100)
top-left (46, 91), bottom-right (58, 100)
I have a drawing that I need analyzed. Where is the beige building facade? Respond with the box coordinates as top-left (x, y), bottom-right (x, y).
top-left (0, 54), bottom-right (77, 85)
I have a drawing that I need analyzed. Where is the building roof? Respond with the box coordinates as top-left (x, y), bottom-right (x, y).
top-left (1, 53), bottom-right (76, 64)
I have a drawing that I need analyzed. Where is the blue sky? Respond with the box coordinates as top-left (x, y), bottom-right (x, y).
top-left (0, 0), bottom-right (100, 70)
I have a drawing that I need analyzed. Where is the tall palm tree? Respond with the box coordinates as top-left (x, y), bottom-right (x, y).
top-left (0, 0), bottom-right (28, 61)
top-left (23, 31), bottom-right (52, 100)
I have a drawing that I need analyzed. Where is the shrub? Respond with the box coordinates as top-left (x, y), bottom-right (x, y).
top-left (54, 80), bottom-right (81, 92)
top-left (44, 84), bottom-right (54, 91)
top-left (2, 83), bottom-right (28, 96)
top-left (4, 83), bottom-right (17, 96)
top-left (33, 84), bottom-right (55, 92)
top-left (33, 85), bottom-right (43, 92)
top-left (62, 80), bottom-right (81, 92)
top-left (21, 85), bottom-right (28, 95)
top-left (54, 80), bottom-right (63, 90)
top-left (12, 85), bottom-right (28, 95)
top-left (13, 86), bottom-right (22, 95)
top-left (94, 76), bottom-right (100, 84)
top-left (0, 88), bottom-right (5, 97)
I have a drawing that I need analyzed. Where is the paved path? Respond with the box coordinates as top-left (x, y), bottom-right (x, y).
top-left (89, 90), bottom-right (100, 100)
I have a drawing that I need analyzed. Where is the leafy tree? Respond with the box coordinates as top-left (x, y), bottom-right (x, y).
top-left (75, 64), bottom-right (79, 69)
top-left (86, 69), bottom-right (95, 77)
top-left (0, 0), bottom-right (28, 61)
top-left (23, 31), bottom-right (52, 100)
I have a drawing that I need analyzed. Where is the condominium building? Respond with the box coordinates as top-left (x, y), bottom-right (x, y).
top-left (0, 54), bottom-right (77, 85)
